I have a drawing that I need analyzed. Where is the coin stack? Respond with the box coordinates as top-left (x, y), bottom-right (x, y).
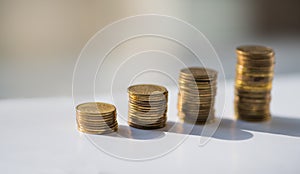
top-left (128, 84), bottom-right (168, 129)
top-left (235, 45), bottom-right (275, 121)
top-left (177, 67), bottom-right (217, 124)
top-left (76, 102), bottom-right (118, 134)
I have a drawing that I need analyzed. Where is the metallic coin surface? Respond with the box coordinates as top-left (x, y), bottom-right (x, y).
top-left (128, 84), bottom-right (167, 96)
top-left (76, 102), bottom-right (118, 135)
top-left (177, 67), bottom-right (217, 124)
top-left (128, 84), bottom-right (168, 129)
top-left (76, 102), bottom-right (116, 115)
top-left (234, 45), bottom-right (275, 121)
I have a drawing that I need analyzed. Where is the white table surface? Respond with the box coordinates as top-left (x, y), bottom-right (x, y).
top-left (1, 74), bottom-right (300, 174)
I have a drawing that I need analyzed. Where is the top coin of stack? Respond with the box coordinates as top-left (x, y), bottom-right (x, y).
top-left (235, 45), bottom-right (275, 121)
top-left (177, 67), bottom-right (217, 124)
top-left (76, 102), bottom-right (118, 134)
top-left (128, 84), bottom-right (168, 129)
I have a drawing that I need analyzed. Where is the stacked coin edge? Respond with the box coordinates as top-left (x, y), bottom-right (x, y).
top-left (234, 45), bottom-right (275, 121)
top-left (177, 67), bottom-right (218, 124)
top-left (76, 102), bottom-right (118, 134)
top-left (128, 84), bottom-right (168, 129)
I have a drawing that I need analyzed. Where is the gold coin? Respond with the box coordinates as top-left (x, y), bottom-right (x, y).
top-left (128, 122), bottom-right (165, 129)
top-left (128, 84), bottom-right (168, 129)
top-left (76, 102), bottom-right (118, 134)
top-left (180, 67), bottom-right (217, 79)
top-left (234, 45), bottom-right (274, 121)
top-left (76, 102), bottom-right (116, 115)
top-left (177, 67), bottom-right (217, 124)
top-left (236, 45), bottom-right (274, 57)
top-left (128, 84), bottom-right (168, 96)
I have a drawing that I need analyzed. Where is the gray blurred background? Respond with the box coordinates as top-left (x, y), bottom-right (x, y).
top-left (1, 0), bottom-right (299, 98)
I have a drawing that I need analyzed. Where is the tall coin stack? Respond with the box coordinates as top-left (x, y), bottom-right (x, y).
top-left (76, 102), bottom-right (118, 134)
top-left (235, 45), bottom-right (275, 121)
top-left (128, 84), bottom-right (168, 129)
top-left (178, 67), bottom-right (217, 124)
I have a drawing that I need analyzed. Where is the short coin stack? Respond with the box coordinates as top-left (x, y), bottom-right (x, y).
top-left (76, 102), bottom-right (118, 134)
top-left (235, 45), bottom-right (275, 121)
top-left (177, 67), bottom-right (217, 124)
top-left (128, 84), bottom-right (168, 129)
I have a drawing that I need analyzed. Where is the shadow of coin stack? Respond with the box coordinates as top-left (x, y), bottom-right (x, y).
top-left (177, 67), bottom-right (218, 124)
top-left (128, 84), bottom-right (168, 129)
top-left (235, 45), bottom-right (275, 121)
top-left (76, 102), bottom-right (118, 134)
